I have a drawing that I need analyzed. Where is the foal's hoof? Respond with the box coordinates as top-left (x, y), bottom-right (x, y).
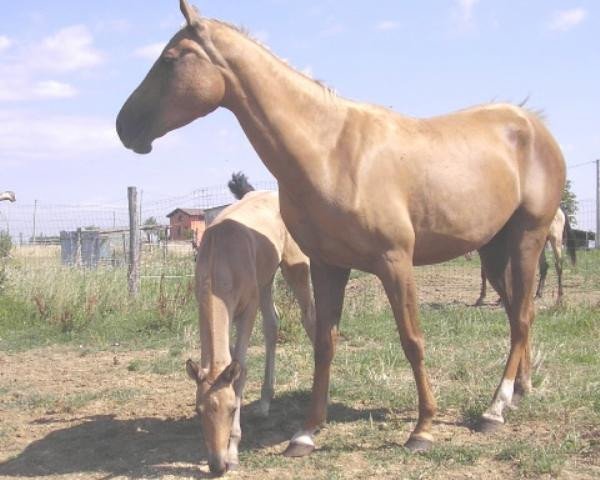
top-left (509, 390), bottom-right (525, 409)
top-left (405, 435), bottom-right (433, 453)
top-left (476, 416), bottom-right (504, 434)
top-left (282, 442), bottom-right (315, 457)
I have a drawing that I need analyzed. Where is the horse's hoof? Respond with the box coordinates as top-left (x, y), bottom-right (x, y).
top-left (405, 435), bottom-right (433, 453)
top-left (476, 416), bottom-right (504, 434)
top-left (474, 299), bottom-right (484, 307)
top-left (282, 442), bottom-right (315, 457)
top-left (226, 462), bottom-right (239, 472)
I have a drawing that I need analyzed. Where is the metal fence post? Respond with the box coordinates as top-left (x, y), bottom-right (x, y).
top-left (596, 159), bottom-right (600, 249)
top-left (128, 186), bottom-right (140, 296)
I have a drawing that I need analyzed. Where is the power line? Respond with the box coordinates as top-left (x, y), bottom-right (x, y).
top-left (567, 160), bottom-right (596, 170)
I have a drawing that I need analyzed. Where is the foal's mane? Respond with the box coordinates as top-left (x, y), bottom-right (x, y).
top-left (211, 19), bottom-right (337, 97)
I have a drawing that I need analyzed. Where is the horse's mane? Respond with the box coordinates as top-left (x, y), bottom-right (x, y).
top-left (517, 96), bottom-right (546, 121)
top-left (228, 172), bottom-right (255, 200)
top-left (211, 19), bottom-right (337, 97)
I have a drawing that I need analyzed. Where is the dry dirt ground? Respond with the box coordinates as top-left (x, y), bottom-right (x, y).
top-left (1, 345), bottom-right (598, 480)
top-left (0, 267), bottom-right (598, 480)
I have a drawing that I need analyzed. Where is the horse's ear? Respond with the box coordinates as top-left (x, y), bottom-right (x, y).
top-left (180, 0), bottom-right (201, 27)
top-left (186, 359), bottom-right (205, 383)
top-left (220, 360), bottom-right (242, 385)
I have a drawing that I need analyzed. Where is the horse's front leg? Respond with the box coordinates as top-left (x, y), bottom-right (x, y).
top-left (283, 262), bottom-right (350, 457)
top-left (378, 251), bottom-right (437, 451)
top-left (227, 301), bottom-right (258, 469)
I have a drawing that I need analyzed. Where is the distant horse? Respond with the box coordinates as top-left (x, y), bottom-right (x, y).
top-left (0, 191), bottom-right (16, 203)
top-left (118, 1), bottom-right (566, 471)
top-left (475, 207), bottom-right (576, 305)
top-left (186, 175), bottom-right (315, 473)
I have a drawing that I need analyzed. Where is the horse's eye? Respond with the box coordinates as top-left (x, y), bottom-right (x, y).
top-left (162, 55), bottom-right (176, 65)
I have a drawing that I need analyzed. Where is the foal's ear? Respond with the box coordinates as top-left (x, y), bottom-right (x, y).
top-left (220, 360), bottom-right (242, 385)
top-left (180, 0), bottom-right (201, 27)
top-left (185, 358), bottom-right (205, 383)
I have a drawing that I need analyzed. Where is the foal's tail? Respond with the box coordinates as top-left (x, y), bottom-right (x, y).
top-left (561, 207), bottom-right (577, 266)
top-left (228, 172), bottom-right (255, 200)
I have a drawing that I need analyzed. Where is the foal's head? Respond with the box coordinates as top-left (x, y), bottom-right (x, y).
top-left (186, 359), bottom-right (241, 476)
top-left (117, 0), bottom-right (226, 154)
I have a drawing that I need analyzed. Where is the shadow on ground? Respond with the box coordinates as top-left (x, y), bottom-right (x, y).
top-left (0, 391), bottom-right (391, 479)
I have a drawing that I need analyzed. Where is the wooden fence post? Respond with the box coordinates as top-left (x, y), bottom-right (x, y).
top-left (128, 187), bottom-right (140, 296)
top-left (75, 228), bottom-right (82, 267)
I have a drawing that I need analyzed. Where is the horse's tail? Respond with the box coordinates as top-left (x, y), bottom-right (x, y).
top-left (228, 172), bottom-right (255, 200)
top-left (561, 206), bottom-right (577, 266)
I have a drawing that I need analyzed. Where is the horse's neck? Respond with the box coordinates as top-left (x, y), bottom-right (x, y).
top-left (197, 245), bottom-right (232, 373)
top-left (212, 23), bottom-right (348, 190)
top-left (199, 295), bottom-right (232, 374)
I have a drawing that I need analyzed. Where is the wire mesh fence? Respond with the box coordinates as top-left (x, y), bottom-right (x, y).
top-left (0, 184), bottom-right (598, 308)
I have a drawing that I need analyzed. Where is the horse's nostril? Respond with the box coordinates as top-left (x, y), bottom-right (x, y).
top-left (116, 119), bottom-right (124, 139)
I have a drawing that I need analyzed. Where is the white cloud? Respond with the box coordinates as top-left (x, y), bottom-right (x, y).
top-left (376, 21), bottom-right (400, 32)
top-left (0, 110), bottom-right (120, 160)
top-left (455, 0), bottom-right (480, 28)
top-left (0, 25), bottom-right (103, 102)
top-left (0, 77), bottom-right (77, 101)
top-left (0, 36), bottom-right (12, 52)
top-left (549, 8), bottom-right (588, 32)
top-left (33, 25), bottom-right (104, 73)
top-left (134, 42), bottom-right (166, 60)
top-left (32, 81), bottom-right (78, 99)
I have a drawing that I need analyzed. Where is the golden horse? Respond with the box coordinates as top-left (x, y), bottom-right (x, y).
top-left (117, 1), bottom-right (565, 474)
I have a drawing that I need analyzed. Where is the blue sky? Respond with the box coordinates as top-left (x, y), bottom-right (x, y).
top-left (1, 0), bottom-right (598, 211)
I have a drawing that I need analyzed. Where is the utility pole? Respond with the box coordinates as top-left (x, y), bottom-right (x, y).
top-left (596, 159), bottom-right (600, 249)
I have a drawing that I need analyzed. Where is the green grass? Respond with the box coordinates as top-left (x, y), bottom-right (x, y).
top-left (1, 249), bottom-right (599, 478)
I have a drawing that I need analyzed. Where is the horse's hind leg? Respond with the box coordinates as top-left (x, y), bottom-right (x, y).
top-left (479, 221), bottom-right (546, 432)
top-left (258, 279), bottom-right (279, 417)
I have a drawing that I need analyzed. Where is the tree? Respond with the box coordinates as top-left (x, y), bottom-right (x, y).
top-left (561, 179), bottom-right (578, 226)
top-left (0, 231), bottom-right (12, 292)
top-left (143, 216), bottom-right (165, 242)
top-left (0, 230), bottom-right (12, 258)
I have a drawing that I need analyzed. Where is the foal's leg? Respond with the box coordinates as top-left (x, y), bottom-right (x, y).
top-left (549, 235), bottom-right (564, 302)
top-left (535, 244), bottom-right (549, 299)
top-left (281, 260), bottom-right (316, 344)
top-left (479, 227), bottom-right (546, 432)
top-left (227, 300), bottom-right (259, 469)
top-left (475, 261), bottom-right (488, 306)
top-left (283, 262), bottom-right (350, 457)
top-left (258, 280), bottom-right (279, 417)
top-left (379, 252), bottom-right (437, 451)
